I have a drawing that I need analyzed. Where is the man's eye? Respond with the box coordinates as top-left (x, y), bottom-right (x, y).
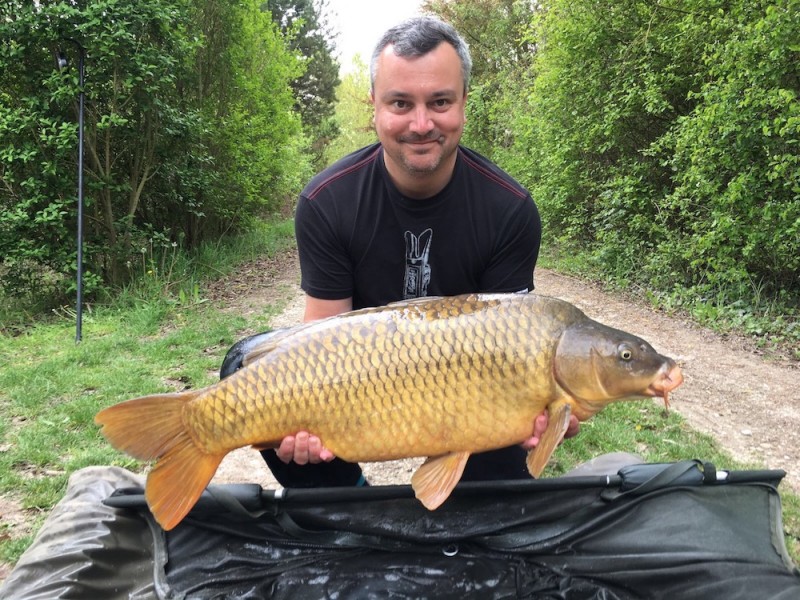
top-left (433, 99), bottom-right (450, 108)
top-left (393, 100), bottom-right (409, 109)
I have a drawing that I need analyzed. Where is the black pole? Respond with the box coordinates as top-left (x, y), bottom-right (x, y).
top-left (60, 39), bottom-right (86, 342)
top-left (75, 43), bottom-right (85, 343)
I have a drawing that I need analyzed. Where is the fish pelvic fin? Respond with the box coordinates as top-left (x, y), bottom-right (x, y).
top-left (95, 392), bottom-right (224, 531)
top-left (526, 401), bottom-right (572, 478)
top-left (411, 451), bottom-right (470, 510)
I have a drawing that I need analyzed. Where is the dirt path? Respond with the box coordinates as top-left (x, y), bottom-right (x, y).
top-left (209, 250), bottom-right (799, 493)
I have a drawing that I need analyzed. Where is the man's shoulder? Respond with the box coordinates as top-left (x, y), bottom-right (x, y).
top-left (303, 143), bottom-right (382, 201)
top-left (457, 146), bottom-right (529, 200)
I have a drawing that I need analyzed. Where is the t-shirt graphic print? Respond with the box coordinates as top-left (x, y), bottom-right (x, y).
top-left (403, 228), bottom-right (432, 299)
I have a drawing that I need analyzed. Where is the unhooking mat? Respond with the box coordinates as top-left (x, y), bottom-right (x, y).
top-left (1, 460), bottom-right (799, 599)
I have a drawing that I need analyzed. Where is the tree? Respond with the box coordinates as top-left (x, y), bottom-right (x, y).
top-left (657, 1), bottom-right (800, 298)
top-left (1, 0), bottom-right (201, 291)
top-left (266, 0), bottom-right (341, 167)
top-left (424, 0), bottom-right (538, 158)
top-left (513, 0), bottom-right (799, 307)
top-left (187, 0), bottom-right (310, 240)
top-left (323, 54), bottom-right (377, 165)
top-left (0, 0), bottom-right (309, 298)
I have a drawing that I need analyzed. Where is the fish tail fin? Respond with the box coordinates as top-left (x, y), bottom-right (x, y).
top-left (145, 432), bottom-right (223, 530)
top-left (95, 392), bottom-right (224, 530)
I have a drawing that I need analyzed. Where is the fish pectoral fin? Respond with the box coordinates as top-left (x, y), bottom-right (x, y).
top-left (411, 451), bottom-right (471, 510)
top-left (526, 401), bottom-right (572, 478)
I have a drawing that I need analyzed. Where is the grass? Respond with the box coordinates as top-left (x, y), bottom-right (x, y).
top-left (0, 219), bottom-right (297, 566)
top-left (1, 219), bottom-right (798, 571)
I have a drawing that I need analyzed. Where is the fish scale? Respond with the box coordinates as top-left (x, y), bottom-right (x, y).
top-left (196, 299), bottom-right (527, 457)
top-left (96, 292), bottom-right (683, 530)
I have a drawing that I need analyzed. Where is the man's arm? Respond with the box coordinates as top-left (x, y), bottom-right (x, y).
top-left (303, 295), bottom-right (352, 322)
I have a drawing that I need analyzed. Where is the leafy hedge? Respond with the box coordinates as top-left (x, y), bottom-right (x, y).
top-left (431, 0), bottom-right (798, 342)
top-left (0, 0), bottom-right (312, 302)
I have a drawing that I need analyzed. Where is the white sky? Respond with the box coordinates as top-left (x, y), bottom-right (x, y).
top-left (326, 0), bottom-right (425, 72)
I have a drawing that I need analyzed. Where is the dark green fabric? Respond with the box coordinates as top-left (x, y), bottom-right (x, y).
top-left (2, 464), bottom-right (799, 600)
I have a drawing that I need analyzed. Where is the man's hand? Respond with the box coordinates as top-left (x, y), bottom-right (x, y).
top-left (520, 411), bottom-right (580, 451)
top-left (276, 431), bottom-right (335, 465)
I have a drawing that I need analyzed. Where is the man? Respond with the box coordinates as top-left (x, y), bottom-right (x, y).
top-left (261, 16), bottom-right (579, 487)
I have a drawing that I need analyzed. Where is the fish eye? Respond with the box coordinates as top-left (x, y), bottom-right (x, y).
top-left (619, 346), bottom-right (633, 361)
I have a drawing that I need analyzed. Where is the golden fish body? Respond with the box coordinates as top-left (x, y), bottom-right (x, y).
top-left (193, 294), bottom-right (579, 460)
top-left (96, 293), bottom-right (683, 530)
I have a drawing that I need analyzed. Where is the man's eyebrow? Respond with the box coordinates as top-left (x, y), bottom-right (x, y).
top-left (380, 90), bottom-right (411, 100)
top-left (430, 90), bottom-right (458, 99)
top-left (380, 89), bottom-right (459, 101)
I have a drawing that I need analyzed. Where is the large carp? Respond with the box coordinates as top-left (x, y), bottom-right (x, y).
top-left (96, 293), bottom-right (683, 530)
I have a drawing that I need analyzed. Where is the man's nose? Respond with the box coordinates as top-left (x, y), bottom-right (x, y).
top-left (409, 106), bottom-right (434, 133)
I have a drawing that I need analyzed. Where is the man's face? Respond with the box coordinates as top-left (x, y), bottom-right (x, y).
top-left (371, 42), bottom-right (467, 187)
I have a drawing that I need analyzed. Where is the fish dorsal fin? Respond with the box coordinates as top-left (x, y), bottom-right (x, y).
top-left (385, 295), bottom-right (445, 308)
top-left (526, 400), bottom-right (572, 478)
top-left (411, 451), bottom-right (471, 510)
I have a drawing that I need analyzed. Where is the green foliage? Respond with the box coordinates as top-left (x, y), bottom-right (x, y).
top-left (323, 55), bottom-right (377, 164)
top-left (656, 2), bottom-right (800, 300)
top-left (0, 0), bottom-right (311, 303)
top-left (198, 0), bottom-right (312, 229)
top-left (0, 24), bottom-right (81, 303)
top-left (425, 0), bottom-right (798, 353)
top-left (424, 0), bottom-right (538, 159)
top-left (516, 0), bottom-right (707, 245)
top-left (267, 0), bottom-right (341, 169)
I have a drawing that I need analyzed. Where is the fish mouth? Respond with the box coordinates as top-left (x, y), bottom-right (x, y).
top-left (645, 364), bottom-right (684, 411)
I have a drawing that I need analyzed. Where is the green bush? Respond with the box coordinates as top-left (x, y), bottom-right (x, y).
top-left (461, 0), bottom-right (799, 349)
top-left (0, 0), bottom-right (311, 301)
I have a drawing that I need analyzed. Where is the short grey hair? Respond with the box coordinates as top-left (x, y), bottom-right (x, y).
top-left (370, 16), bottom-right (472, 93)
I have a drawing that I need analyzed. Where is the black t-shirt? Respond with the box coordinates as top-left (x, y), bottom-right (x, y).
top-left (296, 143), bottom-right (541, 309)
top-left (265, 143), bottom-right (542, 488)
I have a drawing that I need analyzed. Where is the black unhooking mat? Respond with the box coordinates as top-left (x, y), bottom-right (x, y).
top-left (1, 460), bottom-right (799, 599)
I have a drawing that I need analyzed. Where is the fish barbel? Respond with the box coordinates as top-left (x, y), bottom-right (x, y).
top-left (95, 293), bottom-right (683, 530)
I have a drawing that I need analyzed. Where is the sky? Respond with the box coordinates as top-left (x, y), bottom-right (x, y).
top-left (325, 0), bottom-right (425, 72)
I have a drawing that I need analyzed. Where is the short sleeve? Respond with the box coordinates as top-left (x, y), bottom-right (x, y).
top-left (295, 195), bottom-right (354, 300)
top-left (478, 195), bottom-right (541, 293)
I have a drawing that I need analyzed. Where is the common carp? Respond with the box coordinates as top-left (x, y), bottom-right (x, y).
top-left (96, 293), bottom-right (683, 530)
